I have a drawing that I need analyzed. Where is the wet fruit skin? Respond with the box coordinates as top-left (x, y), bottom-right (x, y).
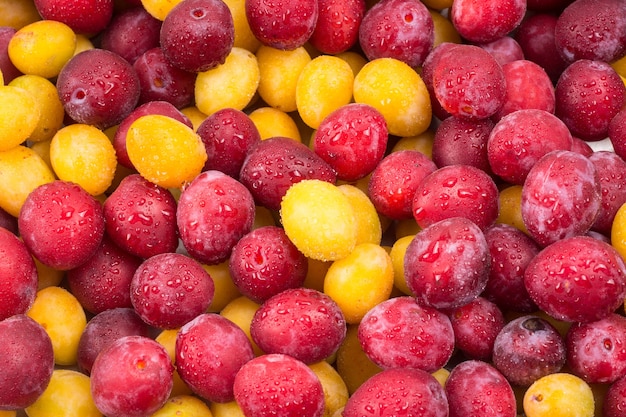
top-left (0, 226), bottom-right (37, 321)
top-left (450, 0), bottom-right (527, 44)
top-left (309, 0), bottom-right (365, 55)
top-left (100, 6), bottom-right (161, 65)
top-left (33, 0), bottom-right (114, 35)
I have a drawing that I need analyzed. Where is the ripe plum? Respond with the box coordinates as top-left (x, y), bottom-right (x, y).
top-left (309, 0), bottom-right (365, 55)
top-left (589, 151), bottom-right (626, 236)
top-left (0, 226), bottom-right (37, 321)
top-left (34, 0), bottom-right (114, 34)
top-left (478, 36), bottom-right (524, 67)
top-left (609, 108), bottom-right (626, 160)
top-left (431, 116), bottom-right (493, 173)
top-left (450, 0), bottom-right (526, 44)
top-left (100, 6), bottom-right (161, 64)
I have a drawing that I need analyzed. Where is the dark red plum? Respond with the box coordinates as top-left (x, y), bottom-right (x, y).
top-left (431, 116), bottom-right (494, 173)
top-left (589, 151), bottom-right (626, 236)
top-left (18, 180), bottom-right (105, 271)
top-left (492, 315), bottom-right (566, 386)
top-left (67, 235), bottom-right (141, 314)
top-left (100, 6), bottom-right (161, 64)
top-left (177, 170), bottom-right (256, 265)
top-left (246, 0), bottom-right (318, 50)
top-left (358, 296), bottom-right (454, 372)
top-left (176, 313), bottom-right (254, 403)
top-left (478, 36), bottom-right (524, 67)
top-left (524, 235), bottom-right (626, 323)
top-left (91, 335), bottom-right (174, 417)
top-left (0, 206), bottom-right (17, 235)
top-left (609, 108), bottom-right (626, 161)
top-left (404, 217), bottom-right (491, 310)
top-left (251, 288), bottom-right (346, 364)
top-left (527, 0), bottom-right (574, 11)
top-left (309, 0), bottom-right (365, 55)
top-left (56, 48), bottom-right (141, 130)
top-left (358, 0), bottom-right (434, 68)
top-left (76, 308), bottom-right (150, 375)
top-left (229, 226), bottom-right (308, 303)
top-left (130, 253), bottom-right (215, 329)
top-left (239, 137), bottom-right (337, 211)
top-left (0, 27), bottom-right (22, 83)
top-left (34, 0), bottom-right (114, 34)
top-left (0, 315), bottom-right (54, 410)
top-left (368, 150), bottom-right (437, 221)
top-left (0, 227), bottom-right (37, 321)
top-left (133, 47), bottom-right (197, 109)
top-left (160, 0), bottom-right (235, 73)
top-left (605, 375), bottom-right (626, 417)
top-left (450, 0), bottom-right (526, 44)
top-left (103, 174), bottom-right (179, 259)
top-left (233, 353), bottom-right (325, 417)
top-left (421, 42), bottom-right (456, 120)
top-left (343, 367), bottom-right (449, 417)
top-left (197, 107), bottom-right (261, 178)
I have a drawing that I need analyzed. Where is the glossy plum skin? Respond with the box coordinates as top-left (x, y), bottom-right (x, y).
top-left (100, 6), bottom-right (161, 64)
top-left (482, 224), bottom-right (539, 314)
top-left (130, 253), bottom-right (215, 329)
top-left (609, 108), bottom-right (626, 161)
top-left (492, 315), bottom-right (566, 387)
top-left (478, 36), bottom-right (524, 67)
top-left (605, 375), bottom-right (626, 417)
top-left (90, 335), bottom-right (174, 417)
top-left (445, 297), bottom-right (505, 361)
top-left (358, 0), bottom-right (434, 68)
top-left (445, 360), bottom-right (517, 417)
top-left (176, 313), bottom-right (255, 403)
top-left (421, 42), bottom-right (456, 120)
top-left (229, 226), bottom-right (308, 303)
top-left (309, 0), bottom-right (365, 55)
top-left (18, 180), bottom-right (106, 271)
top-left (313, 103), bottom-right (388, 182)
top-left (246, 0), bottom-right (318, 50)
top-left (342, 368), bottom-right (449, 417)
top-left (0, 227), bottom-right (37, 321)
top-left (431, 44), bottom-right (507, 120)
top-left (197, 107), bottom-right (262, 178)
top-left (487, 109), bottom-right (573, 185)
top-left (177, 170), bottom-right (256, 265)
top-left (0, 315), bottom-right (54, 410)
top-left (251, 288), bottom-right (346, 364)
top-left (368, 150), bottom-right (437, 220)
top-left (133, 47), bottom-right (197, 109)
top-left (589, 151), bottom-right (626, 236)
top-left (76, 308), bottom-right (150, 375)
top-left (358, 296), bottom-right (454, 372)
top-left (0, 27), bottom-right (22, 84)
top-left (67, 235), bottom-right (142, 314)
top-left (431, 116), bottom-right (493, 173)
top-left (524, 235), bottom-right (626, 323)
top-left (554, 0), bottom-right (626, 63)
top-left (103, 174), bottom-right (179, 259)
top-left (412, 164), bottom-right (499, 231)
top-left (404, 217), bottom-right (491, 310)
top-left (521, 150), bottom-right (601, 247)
top-left (34, 0), bottom-right (114, 34)
top-left (239, 137), bottom-right (337, 211)
top-left (555, 59), bottom-right (626, 141)
top-left (450, 0), bottom-right (526, 44)
top-left (160, 0), bottom-right (235, 73)
top-left (56, 48), bottom-right (141, 130)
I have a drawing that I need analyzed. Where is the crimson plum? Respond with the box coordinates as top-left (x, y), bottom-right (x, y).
top-left (342, 367), bottom-right (449, 417)
top-left (308, 0), bottom-right (365, 55)
top-left (229, 226), bottom-right (308, 303)
top-left (524, 235), bottom-right (626, 323)
top-left (404, 217), bottom-right (491, 310)
top-left (100, 6), bottom-right (161, 64)
top-left (18, 180), bottom-right (105, 271)
top-left (487, 109), bottom-right (573, 185)
top-left (566, 313), bottom-right (626, 384)
top-left (358, 296), bottom-right (454, 372)
top-left (313, 103), bottom-right (388, 182)
top-left (67, 235), bottom-right (141, 314)
top-left (0, 27), bottom-right (22, 83)
top-left (176, 313), bottom-right (255, 402)
top-left (431, 44), bottom-right (507, 120)
top-left (76, 308), bottom-right (150, 375)
top-left (0, 315), bottom-right (54, 410)
top-left (589, 151), bottom-right (626, 236)
top-left (431, 116), bottom-right (494, 173)
top-left (527, 0), bottom-right (574, 11)
top-left (197, 107), bottom-right (261, 178)
top-left (90, 335), bottom-right (174, 417)
top-left (358, 0), bottom-right (434, 68)
top-left (233, 353), bottom-right (325, 417)
top-left (609, 108), bottom-right (626, 161)
top-left (250, 288), bottom-right (346, 364)
top-left (34, 0), bottom-right (114, 34)
top-left (0, 207), bottom-right (17, 235)
top-left (0, 227), bottom-right (37, 321)
top-left (368, 150), bottom-right (437, 220)
top-left (56, 48), bottom-right (141, 130)
top-left (239, 137), bottom-right (337, 211)
top-left (130, 252), bottom-right (215, 329)
top-left (103, 173), bottom-right (179, 259)
top-left (605, 375), bottom-right (626, 417)
top-left (245, 0), bottom-right (318, 50)
top-left (160, 0), bottom-right (235, 73)
top-left (492, 315), bottom-right (566, 386)
top-left (412, 164), bottom-right (499, 231)
top-left (450, 0), bottom-right (526, 44)
top-left (478, 36), bottom-right (524, 67)
top-left (177, 170), bottom-right (256, 265)
top-left (445, 360), bottom-right (517, 417)
top-left (521, 150), bottom-right (601, 247)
